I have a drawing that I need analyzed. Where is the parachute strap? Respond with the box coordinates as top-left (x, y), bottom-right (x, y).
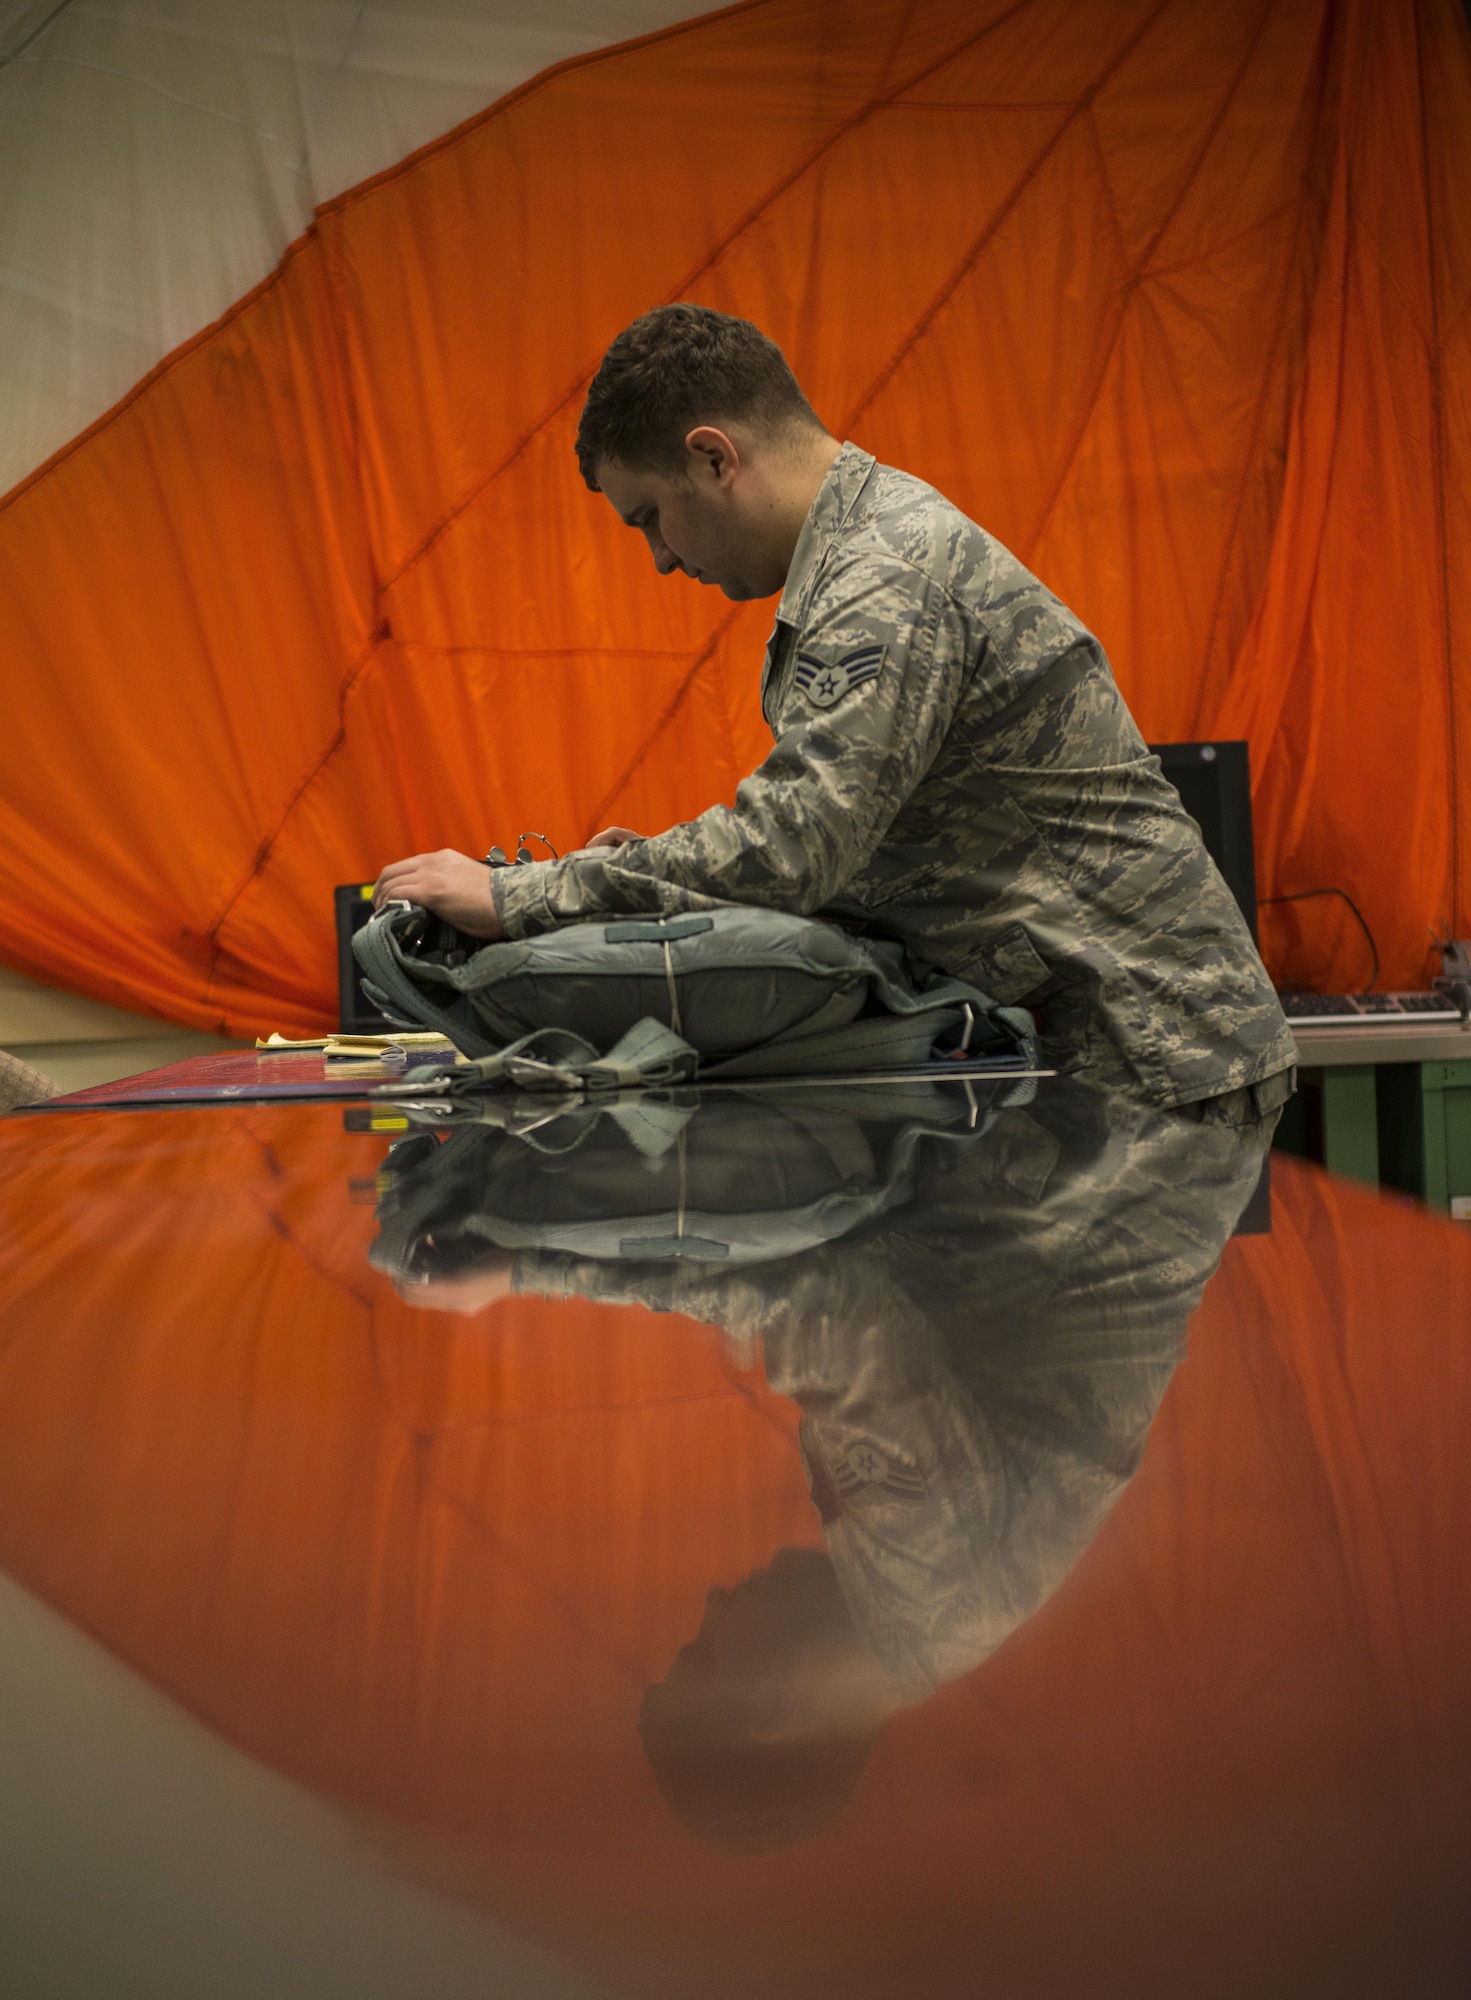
top-left (433, 1016), bottom-right (700, 1096)
top-left (663, 939), bottom-right (683, 1035)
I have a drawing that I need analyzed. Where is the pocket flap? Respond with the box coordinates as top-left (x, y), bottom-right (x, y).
top-left (965, 924), bottom-right (1051, 1004)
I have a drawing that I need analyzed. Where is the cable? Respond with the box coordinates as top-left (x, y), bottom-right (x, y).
top-left (1257, 887), bottom-right (1380, 995)
top-left (0, 0), bottom-right (79, 72)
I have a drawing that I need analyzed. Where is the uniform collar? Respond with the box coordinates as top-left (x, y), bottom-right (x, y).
top-left (775, 442), bottom-right (876, 628)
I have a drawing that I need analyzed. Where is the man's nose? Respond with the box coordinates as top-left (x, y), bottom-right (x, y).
top-left (652, 542), bottom-right (682, 577)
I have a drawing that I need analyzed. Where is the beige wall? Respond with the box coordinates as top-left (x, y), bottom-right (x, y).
top-left (0, 963), bottom-right (243, 1094)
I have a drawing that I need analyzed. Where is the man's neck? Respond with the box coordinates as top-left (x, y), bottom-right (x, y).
top-left (766, 432), bottom-right (843, 579)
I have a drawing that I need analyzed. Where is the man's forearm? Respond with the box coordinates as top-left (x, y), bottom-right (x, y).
top-left (491, 837), bottom-right (719, 937)
top-left (494, 571), bottom-right (961, 939)
top-left (491, 745), bottom-right (884, 939)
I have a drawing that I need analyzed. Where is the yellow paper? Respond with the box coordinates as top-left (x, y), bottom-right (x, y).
top-left (257, 1030), bottom-right (452, 1053)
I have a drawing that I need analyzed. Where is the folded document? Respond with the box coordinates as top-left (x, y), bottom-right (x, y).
top-left (256, 1031), bottom-right (455, 1061)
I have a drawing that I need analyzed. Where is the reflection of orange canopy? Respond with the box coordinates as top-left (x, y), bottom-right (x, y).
top-left (1, 1104), bottom-right (1468, 1995)
top-left (1, 0), bottom-right (1468, 1035)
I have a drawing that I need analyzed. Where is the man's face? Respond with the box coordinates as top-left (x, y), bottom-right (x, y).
top-left (649, 1549), bottom-right (890, 1746)
top-left (596, 452), bottom-right (778, 603)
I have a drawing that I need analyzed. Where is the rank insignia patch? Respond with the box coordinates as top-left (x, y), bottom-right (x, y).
top-left (794, 643), bottom-right (886, 708)
top-left (832, 1440), bottom-right (927, 1501)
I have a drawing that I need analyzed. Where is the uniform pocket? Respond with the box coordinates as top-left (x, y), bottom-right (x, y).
top-left (958, 923), bottom-right (1052, 1004)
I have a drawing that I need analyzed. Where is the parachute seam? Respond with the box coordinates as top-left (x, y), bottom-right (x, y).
top-left (841, 0), bottom-right (1176, 436)
top-left (1019, 0), bottom-right (1278, 571)
top-left (1414, 0), bottom-right (1462, 927)
top-left (374, 0), bottom-right (1039, 592)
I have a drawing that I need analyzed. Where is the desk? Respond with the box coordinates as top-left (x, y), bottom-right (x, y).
top-left (1289, 1023), bottom-right (1471, 1067)
top-left (1282, 1022), bottom-right (1471, 1208)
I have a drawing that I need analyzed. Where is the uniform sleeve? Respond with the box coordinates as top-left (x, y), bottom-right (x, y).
top-left (491, 553), bottom-right (969, 938)
top-left (511, 1249), bottom-right (769, 1336)
top-left (512, 1237), bottom-right (922, 1361)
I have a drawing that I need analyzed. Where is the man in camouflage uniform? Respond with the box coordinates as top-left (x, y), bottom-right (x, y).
top-left (380, 1070), bottom-right (1278, 1847)
top-left (505, 1077), bottom-right (1273, 1706)
top-left (375, 306), bottom-right (1295, 1108)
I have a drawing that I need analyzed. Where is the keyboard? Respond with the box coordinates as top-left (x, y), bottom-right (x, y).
top-left (1279, 991), bottom-right (1465, 1026)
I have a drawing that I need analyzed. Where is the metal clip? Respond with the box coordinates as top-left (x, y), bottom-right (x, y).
top-left (487, 833), bottom-right (558, 868)
top-left (515, 831), bottom-right (559, 865)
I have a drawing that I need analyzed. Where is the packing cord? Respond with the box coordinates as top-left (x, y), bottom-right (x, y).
top-left (662, 939), bottom-right (683, 1037)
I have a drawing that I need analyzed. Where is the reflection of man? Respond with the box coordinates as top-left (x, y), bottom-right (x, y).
top-left (384, 1076), bottom-right (1282, 1851)
top-left (636, 1548), bottom-right (906, 1853)
top-left (372, 304), bottom-right (1295, 1105)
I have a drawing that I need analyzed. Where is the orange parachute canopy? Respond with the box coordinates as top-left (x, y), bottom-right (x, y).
top-left (0, 0), bottom-right (1467, 1035)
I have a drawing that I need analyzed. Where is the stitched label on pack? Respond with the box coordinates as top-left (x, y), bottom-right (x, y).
top-left (603, 917), bottom-right (715, 944)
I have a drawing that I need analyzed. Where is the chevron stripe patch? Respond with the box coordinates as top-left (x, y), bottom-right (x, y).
top-left (832, 1439), bottom-right (927, 1500)
top-left (793, 642), bottom-right (887, 708)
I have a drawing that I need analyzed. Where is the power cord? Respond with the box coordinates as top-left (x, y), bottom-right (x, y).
top-left (1257, 887), bottom-right (1380, 995)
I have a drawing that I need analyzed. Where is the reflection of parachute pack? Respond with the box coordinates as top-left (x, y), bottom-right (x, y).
top-left (368, 1077), bottom-right (1034, 1280)
top-left (353, 901), bottom-right (1037, 1089)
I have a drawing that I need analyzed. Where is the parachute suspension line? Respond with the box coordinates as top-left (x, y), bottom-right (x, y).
top-left (662, 940), bottom-right (683, 1037)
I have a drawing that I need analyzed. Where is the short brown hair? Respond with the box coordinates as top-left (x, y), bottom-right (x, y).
top-left (638, 1676), bottom-right (870, 1855)
top-left (575, 304), bottom-right (823, 489)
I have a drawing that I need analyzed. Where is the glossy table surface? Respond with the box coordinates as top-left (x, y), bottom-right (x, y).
top-left (0, 1071), bottom-right (1467, 1999)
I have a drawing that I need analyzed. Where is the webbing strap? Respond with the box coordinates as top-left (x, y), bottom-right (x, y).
top-left (603, 916), bottom-right (714, 943)
top-left (353, 906), bottom-right (470, 1044)
top-left (662, 939), bottom-right (683, 1036)
top-left (440, 1017), bottom-right (700, 1096)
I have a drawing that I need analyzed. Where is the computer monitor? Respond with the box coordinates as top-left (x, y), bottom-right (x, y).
top-left (1148, 740), bottom-right (1259, 943)
top-left (333, 882), bottom-right (398, 1033)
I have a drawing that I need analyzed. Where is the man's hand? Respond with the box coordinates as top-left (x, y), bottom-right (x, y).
top-left (395, 1250), bottom-right (516, 1315)
top-left (372, 849), bottom-right (504, 939)
top-left (576, 825), bottom-right (642, 854)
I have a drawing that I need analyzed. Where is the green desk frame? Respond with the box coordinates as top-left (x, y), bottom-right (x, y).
top-left (1275, 1030), bottom-right (1471, 1213)
top-left (1377, 1061), bottom-right (1471, 1212)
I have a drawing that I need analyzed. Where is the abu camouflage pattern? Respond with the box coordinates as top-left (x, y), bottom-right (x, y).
top-left (493, 444), bottom-right (1296, 1108)
top-left (793, 640), bottom-right (886, 708)
top-left (514, 1074), bottom-right (1281, 1699)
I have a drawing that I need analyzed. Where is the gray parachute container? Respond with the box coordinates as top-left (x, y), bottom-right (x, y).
top-left (352, 899), bottom-right (1037, 1086)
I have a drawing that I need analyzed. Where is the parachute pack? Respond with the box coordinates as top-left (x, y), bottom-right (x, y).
top-left (368, 1075), bottom-right (1035, 1278)
top-left (352, 900), bottom-right (1038, 1093)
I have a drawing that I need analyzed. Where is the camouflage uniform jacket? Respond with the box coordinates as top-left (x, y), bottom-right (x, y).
top-left (512, 1079), bottom-right (1276, 1697)
top-left (492, 444), bottom-right (1296, 1107)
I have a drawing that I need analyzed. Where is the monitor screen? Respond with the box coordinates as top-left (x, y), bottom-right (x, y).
top-left (333, 883), bottom-right (398, 1034)
top-left (1148, 740), bottom-right (1258, 943)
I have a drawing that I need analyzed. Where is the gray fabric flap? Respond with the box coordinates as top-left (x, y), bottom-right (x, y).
top-left (603, 917), bottom-right (715, 943)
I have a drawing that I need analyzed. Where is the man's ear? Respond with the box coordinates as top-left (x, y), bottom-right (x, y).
top-left (684, 425), bottom-right (741, 484)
